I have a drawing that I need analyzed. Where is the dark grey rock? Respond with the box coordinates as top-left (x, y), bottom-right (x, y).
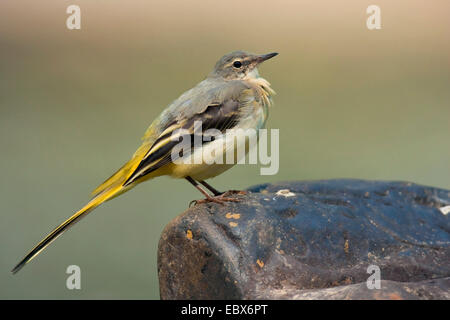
top-left (157, 179), bottom-right (450, 300)
top-left (253, 277), bottom-right (450, 300)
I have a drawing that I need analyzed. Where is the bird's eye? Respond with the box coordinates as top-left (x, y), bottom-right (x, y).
top-left (233, 61), bottom-right (242, 68)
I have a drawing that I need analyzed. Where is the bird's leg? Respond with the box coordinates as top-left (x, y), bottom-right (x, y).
top-left (186, 176), bottom-right (239, 205)
top-left (199, 180), bottom-right (247, 198)
top-left (199, 180), bottom-right (222, 196)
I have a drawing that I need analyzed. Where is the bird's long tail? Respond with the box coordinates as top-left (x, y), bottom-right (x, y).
top-left (11, 185), bottom-right (123, 274)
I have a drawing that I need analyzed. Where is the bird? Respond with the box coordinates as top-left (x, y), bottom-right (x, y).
top-left (11, 50), bottom-right (278, 274)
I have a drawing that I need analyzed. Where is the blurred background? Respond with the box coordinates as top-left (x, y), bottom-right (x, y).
top-left (1, 0), bottom-right (449, 299)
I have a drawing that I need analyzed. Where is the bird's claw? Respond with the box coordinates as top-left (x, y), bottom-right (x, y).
top-left (190, 193), bottom-right (243, 207)
top-left (221, 190), bottom-right (247, 196)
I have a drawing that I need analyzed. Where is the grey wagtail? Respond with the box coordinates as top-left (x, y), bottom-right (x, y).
top-left (12, 51), bottom-right (278, 273)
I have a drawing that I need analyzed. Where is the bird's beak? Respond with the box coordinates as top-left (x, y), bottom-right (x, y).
top-left (256, 52), bottom-right (279, 63)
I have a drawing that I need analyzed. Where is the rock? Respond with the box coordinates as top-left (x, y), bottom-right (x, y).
top-left (253, 278), bottom-right (450, 300)
top-left (157, 179), bottom-right (450, 300)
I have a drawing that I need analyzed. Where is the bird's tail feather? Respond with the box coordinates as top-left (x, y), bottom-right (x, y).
top-left (11, 185), bottom-right (123, 274)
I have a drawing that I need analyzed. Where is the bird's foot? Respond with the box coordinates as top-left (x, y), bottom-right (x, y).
top-left (189, 192), bottom-right (243, 207)
top-left (220, 190), bottom-right (247, 196)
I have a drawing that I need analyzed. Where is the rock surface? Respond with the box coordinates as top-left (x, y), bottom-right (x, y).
top-left (157, 179), bottom-right (450, 300)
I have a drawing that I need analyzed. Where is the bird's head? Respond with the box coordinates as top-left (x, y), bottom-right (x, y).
top-left (210, 51), bottom-right (278, 80)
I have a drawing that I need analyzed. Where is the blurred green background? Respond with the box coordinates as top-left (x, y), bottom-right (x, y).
top-left (1, 0), bottom-right (449, 299)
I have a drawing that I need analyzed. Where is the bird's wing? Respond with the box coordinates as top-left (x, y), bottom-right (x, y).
top-left (91, 79), bottom-right (251, 194)
top-left (123, 82), bottom-right (255, 186)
